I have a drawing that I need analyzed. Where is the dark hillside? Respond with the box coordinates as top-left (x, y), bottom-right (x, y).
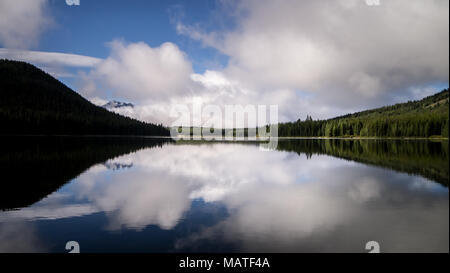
top-left (0, 59), bottom-right (169, 136)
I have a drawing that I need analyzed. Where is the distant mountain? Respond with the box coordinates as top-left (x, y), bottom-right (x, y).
top-left (104, 161), bottom-right (134, 170)
top-left (103, 100), bottom-right (134, 109)
top-left (0, 59), bottom-right (169, 136)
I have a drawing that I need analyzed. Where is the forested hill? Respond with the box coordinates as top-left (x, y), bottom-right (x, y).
top-left (0, 59), bottom-right (169, 136)
top-left (331, 90), bottom-right (449, 121)
top-left (279, 89), bottom-right (449, 138)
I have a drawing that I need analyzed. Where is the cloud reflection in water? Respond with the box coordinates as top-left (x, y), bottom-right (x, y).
top-left (2, 142), bottom-right (448, 252)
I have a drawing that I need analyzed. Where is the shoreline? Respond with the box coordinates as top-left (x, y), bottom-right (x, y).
top-left (276, 136), bottom-right (449, 140)
top-left (1, 135), bottom-right (447, 141)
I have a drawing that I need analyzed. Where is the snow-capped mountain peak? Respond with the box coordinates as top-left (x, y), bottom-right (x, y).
top-left (102, 100), bottom-right (134, 109)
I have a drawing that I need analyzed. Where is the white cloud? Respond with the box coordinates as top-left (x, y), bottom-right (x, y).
top-left (88, 40), bottom-right (194, 102)
top-left (88, 0), bottom-right (448, 125)
top-left (0, 48), bottom-right (102, 67)
top-left (0, 0), bottom-right (51, 49)
top-left (0, 48), bottom-right (103, 78)
top-left (81, 41), bottom-right (309, 125)
top-left (178, 0), bottom-right (449, 111)
top-left (4, 0), bottom-right (446, 125)
top-left (89, 96), bottom-right (109, 106)
top-left (92, 66), bottom-right (340, 125)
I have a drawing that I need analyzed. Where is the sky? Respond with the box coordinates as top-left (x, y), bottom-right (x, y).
top-left (0, 0), bottom-right (448, 126)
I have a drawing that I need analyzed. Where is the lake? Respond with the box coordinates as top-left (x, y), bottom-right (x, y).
top-left (0, 136), bottom-right (448, 252)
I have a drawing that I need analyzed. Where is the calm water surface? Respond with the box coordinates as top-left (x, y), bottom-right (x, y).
top-left (0, 137), bottom-right (448, 252)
